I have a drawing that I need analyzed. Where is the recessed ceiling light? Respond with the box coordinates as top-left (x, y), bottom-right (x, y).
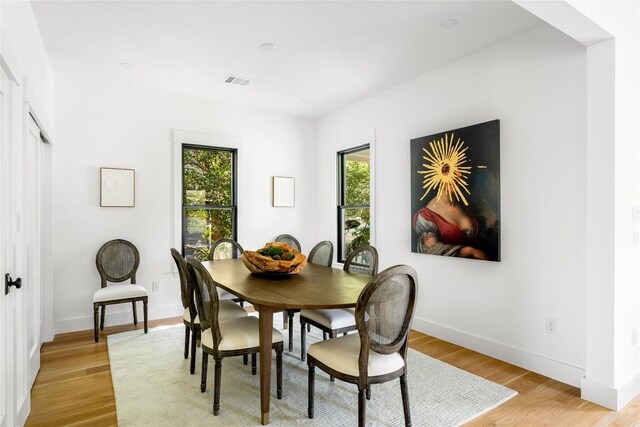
top-left (259, 42), bottom-right (277, 52)
top-left (119, 62), bottom-right (133, 69)
top-left (440, 19), bottom-right (459, 29)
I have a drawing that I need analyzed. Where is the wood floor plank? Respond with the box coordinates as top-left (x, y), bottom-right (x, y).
top-left (25, 320), bottom-right (640, 426)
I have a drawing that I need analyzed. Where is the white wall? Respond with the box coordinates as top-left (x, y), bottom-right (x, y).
top-left (52, 71), bottom-right (316, 333)
top-left (316, 25), bottom-right (588, 386)
top-left (0, 1), bottom-right (54, 124)
top-left (566, 0), bottom-right (640, 410)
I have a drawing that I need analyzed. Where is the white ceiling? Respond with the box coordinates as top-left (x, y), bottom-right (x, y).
top-left (31, 1), bottom-right (543, 119)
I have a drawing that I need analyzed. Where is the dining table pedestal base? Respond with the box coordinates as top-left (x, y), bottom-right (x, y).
top-left (257, 304), bottom-right (274, 426)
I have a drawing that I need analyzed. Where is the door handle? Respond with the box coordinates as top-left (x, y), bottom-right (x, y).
top-left (4, 273), bottom-right (22, 295)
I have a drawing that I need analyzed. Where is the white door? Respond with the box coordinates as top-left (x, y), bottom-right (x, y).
top-left (0, 64), bottom-right (45, 426)
top-left (1, 63), bottom-right (21, 427)
top-left (24, 115), bottom-right (43, 388)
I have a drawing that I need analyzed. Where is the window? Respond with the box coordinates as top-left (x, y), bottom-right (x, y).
top-left (182, 144), bottom-right (237, 259)
top-left (337, 145), bottom-right (371, 262)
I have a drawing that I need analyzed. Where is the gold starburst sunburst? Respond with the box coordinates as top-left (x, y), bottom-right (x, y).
top-left (418, 132), bottom-right (472, 205)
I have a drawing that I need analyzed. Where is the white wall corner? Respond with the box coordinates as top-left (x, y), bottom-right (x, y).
top-left (413, 316), bottom-right (585, 388)
top-left (581, 374), bottom-right (640, 411)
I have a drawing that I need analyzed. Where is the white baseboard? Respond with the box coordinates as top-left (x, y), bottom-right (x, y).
top-left (412, 316), bottom-right (585, 388)
top-left (54, 303), bottom-right (184, 335)
top-left (581, 374), bottom-right (640, 410)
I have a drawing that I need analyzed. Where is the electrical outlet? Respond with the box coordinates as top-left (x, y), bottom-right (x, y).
top-left (152, 281), bottom-right (160, 292)
top-left (545, 317), bottom-right (557, 335)
top-left (632, 329), bottom-right (638, 346)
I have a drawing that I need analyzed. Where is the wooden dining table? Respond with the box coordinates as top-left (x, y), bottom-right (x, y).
top-left (202, 258), bottom-right (372, 425)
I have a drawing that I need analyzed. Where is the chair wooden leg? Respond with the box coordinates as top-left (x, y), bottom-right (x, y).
top-left (243, 354), bottom-right (248, 365)
top-left (93, 304), bottom-right (99, 342)
top-left (307, 323), bottom-right (311, 332)
top-left (282, 311), bottom-right (287, 329)
top-left (184, 326), bottom-right (190, 359)
top-left (276, 344), bottom-right (283, 399)
top-left (190, 328), bottom-right (198, 375)
top-left (132, 301), bottom-right (138, 325)
top-left (201, 352), bottom-right (208, 392)
top-left (213, 358), bottom-right (222, 415)
top-left (288, 310), bottom-right (295, 352)
top-left (251, 353), bottom-right (257, 375)
top-left (323, 331), bottom-right (327, 340)
top-left (329, 331), bottom-right (335, 382)
top-left (358, 387), bottom-right (367, 427)
top-left (400, 374), bottom-right (411, 426)
top-left (100, 305), bottom-right (106, 330)
top-left (366, 385), bottom-right (371, 400)
top-left (308, 360), bottom-right (315, 419)
top-left (143, 298), bottom-right (148, 334)
top-left (301, 320), bottom-right (307, 361)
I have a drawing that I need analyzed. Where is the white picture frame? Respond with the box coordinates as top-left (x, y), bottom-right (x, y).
top-left (272, 176), bottom-right (295, 207)
top-left (100, 167), bottom-right (135, 207)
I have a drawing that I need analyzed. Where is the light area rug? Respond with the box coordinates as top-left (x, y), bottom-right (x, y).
top-left (108, 317), bottom-right (516, 426)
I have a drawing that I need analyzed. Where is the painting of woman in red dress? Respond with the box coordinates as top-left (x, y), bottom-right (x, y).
top-left (411, 120), bottom-right (500, 262)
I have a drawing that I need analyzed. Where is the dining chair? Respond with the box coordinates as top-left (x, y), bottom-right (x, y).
top-left (275, 234), bottom-right (301, 252)
top-left (300, 245), bottom-right (378, 362)
top-left (210, 238), bottom-right (246, 307)
top-left (286, 241), bottom-right (334, 352)
top-left (186, 256), bottom-right (284, 415)
top-left (275, 234), bottom-right (302, 329)
top-left (93, 239), bottom-right (148, 343)
top-left (307, 265), bottom-right (417, 427)
top-left (171, 248), bottom-right (247, 374)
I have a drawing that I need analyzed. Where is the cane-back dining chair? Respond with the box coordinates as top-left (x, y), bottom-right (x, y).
top-left (300, 245), bottom-right (378, 361)
top-left (186, 256), bottom-right (284, 415)
top-left (93, 239), bottom-right (148, 342)
top-left (307, 265), bottom-right (417, 427)
top-left (171, 248), bottom-right (247, 374)
top-left (275, 234), bottom-right (302, 329)
top-left (285, 241), bottom-right (334, 351)
top-left (210, 238), bottom-right (246, 306)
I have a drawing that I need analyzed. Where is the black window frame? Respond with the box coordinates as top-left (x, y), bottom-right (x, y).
top-left (181, 143), bottom-right (238, 257)
top-left (337, 144), bottom-right (371, 263)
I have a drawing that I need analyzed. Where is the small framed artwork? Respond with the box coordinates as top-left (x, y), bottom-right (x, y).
top-left (272, 176), bottom-right (295, 207)
top-left (100, 167), bottom-right (135, 207)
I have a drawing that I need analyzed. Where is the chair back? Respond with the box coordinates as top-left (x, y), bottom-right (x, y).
top-left (275, 234), bottom-right (301, 252)
top-left (96, 239), bottom-right (140, 288)
top-left (186, 257), bottom-right (222, 349)
top-left (308, 241), bottom-right (333, 267)
top-left (210, 238), bottom-right (244, 260)
top-left (355, 265), bottom-right (417, 381)
top-left (170, 249), bottom-right (196, 318)
top-left (344, 245), bottom-right (378, 276)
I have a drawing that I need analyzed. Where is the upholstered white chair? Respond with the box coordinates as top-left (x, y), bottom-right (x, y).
top-left (93, 239), bottom-right (148, 342)
top-left (171, 248), bottom-right (247, 374)
top-left (186, 256), bottom-right (285, 415)
top-left (275, 234), bottom-right (302, 330)
top-left (300, 245), bottom-right (379, 362)
top-left (210, 238), bottom-right (246, 306)
top-left (285, 241), bottom-right (334, 352)
top-left (307, 265), bottom-right (418, 427)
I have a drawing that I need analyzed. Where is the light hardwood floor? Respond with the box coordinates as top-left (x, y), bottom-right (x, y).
top-left (26, 317), bottom-right (640, 426)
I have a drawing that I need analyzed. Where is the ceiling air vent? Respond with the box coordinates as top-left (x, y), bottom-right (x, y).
top-left (224, 75), bottom-right (252, 86)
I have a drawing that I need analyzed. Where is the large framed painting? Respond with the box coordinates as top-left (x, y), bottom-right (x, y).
top-left (410, 120), bottom-right (500, 262)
